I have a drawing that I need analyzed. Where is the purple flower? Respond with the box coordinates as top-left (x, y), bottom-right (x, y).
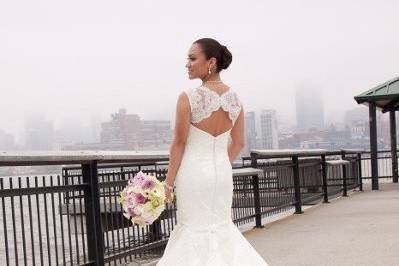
top-left (134, 193), bottom-right (146, 204)
top-left (127, 207), bottom-right (137, 217)
top-left (141, 179), bottom-right (155, 190)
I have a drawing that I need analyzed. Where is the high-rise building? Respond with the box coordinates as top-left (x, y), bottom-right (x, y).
top-left (296, 86), bottom-right (324, 132)
top-left (259, 109), bottom-right (278, 149)
top-left (244, 111), bottom-right (257, 155)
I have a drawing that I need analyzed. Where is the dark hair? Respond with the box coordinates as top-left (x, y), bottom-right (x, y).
top-left (193, 38), bottom-right (232, 73)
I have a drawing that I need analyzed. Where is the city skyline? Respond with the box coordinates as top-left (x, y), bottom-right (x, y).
top-left (1, 1), bottom-right (398, 142)
top-left (2, 104), bottom-right (393, 153)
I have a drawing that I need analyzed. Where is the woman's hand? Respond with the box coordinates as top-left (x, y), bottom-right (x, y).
top-left (165, 187), bottom-right (174, 204)
top-left (163, 180), bottom-right (175, 204)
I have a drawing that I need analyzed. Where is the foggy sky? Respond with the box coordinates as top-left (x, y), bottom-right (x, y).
top-left (1, 0), bottom-right (398, 143)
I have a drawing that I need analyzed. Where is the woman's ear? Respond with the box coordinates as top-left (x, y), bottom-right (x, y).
top-left (208, 57), bottom-right (217, 71)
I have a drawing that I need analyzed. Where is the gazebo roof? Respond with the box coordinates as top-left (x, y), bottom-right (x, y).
top-left (354, 76), bottom-right (399, 113)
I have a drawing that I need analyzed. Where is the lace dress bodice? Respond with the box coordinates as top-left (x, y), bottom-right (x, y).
top-left (185, 85), bottom-right (242, 125)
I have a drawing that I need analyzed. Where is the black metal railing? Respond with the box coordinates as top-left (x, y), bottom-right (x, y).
top-left (359, 150), bottom-right (395, 181)
top-left (0, 149), bottom-right (396, 265)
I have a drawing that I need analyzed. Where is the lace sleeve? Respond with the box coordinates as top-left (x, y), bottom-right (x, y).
top-left (185, 87), bottom-right (217, 123)
top-left (230, 91), bottom-right (242, 125)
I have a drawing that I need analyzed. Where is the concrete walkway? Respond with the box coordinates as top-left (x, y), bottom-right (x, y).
top-left (244, 182), bottom-right (399, 266)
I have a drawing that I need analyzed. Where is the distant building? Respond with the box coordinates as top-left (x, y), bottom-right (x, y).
top-left (349, 120), bottom-right (368, 140)
top-left (342, 107), bottom-right (392, 149)
top-left (244, 111), bottom-right (257, 155)
top-left (279, 124), bottom-right (350, 150)
top-left (24, 114), bottom-right (54, 150)
top-left (296, 86), bottom-right (324, 132)
top-left (141, 120), bottom-right (173, 148)
top-left (64, 108), bottom-right (172, 151)
top-left (0, 130), bottom-right (16, 150)
top-left (259, 109), bottom-right (278, 149)
top-left (100, 108), bottom-right (142, 150)
top-left (344, 108), bottom-right (368, 126)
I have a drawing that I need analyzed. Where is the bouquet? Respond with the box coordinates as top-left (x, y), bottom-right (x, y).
top-left (117, 171), bottom-right (174, 228)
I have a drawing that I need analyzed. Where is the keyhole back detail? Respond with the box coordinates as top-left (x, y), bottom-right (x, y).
top-left (184, 85), bottom-right (242, 137)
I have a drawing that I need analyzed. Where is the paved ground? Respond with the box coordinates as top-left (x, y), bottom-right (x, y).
top-left (136, 182), bottom-right (399, 266)
top-left (244, 182), bottom-right (399, 266)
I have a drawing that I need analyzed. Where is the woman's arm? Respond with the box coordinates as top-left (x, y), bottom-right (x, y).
top-left (164, 91), bottom-right (191, 187)
top-left (228, 105), bottom-right (245, 164)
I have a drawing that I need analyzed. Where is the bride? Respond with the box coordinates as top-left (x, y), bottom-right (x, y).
top-left (157, 38), bottom-right (268, 265)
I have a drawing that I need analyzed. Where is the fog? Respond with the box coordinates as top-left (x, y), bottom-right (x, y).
top-left (1, 0), bottom-right (398, 142)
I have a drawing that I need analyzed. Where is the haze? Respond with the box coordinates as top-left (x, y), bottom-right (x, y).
top-left (1, 0), bottom-right (398, 143)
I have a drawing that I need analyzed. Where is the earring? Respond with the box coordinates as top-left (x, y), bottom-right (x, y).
top-left (208, 68), bottom-right (211, 75)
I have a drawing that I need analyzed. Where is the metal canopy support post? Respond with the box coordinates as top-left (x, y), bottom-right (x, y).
top-left (390, 110), bottom-right (398, 183)
top-left (369, 103), bottom-right (379, 190)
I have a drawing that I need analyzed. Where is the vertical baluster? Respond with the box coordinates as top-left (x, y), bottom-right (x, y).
top-left (56, 175), bottom-right (66, 265)
top-left (1, 178), bottom-right (10, 265)
top-left (18, 177), bottom-right (27, 265)
top-left (70, 174), bottom-right (80, 265)
top-left (42, 176), bottom-right (52, 265)
top-left (50, 176), bottom-right (59, 264)
top-left (26, 177), bottom-right (35, 266)
top-left (106, 173), bottom-right (116, 265)
top-left (34, 176), bottom-right (44, 266)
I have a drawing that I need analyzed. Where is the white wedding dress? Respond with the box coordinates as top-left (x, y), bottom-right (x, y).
top-left (156, 85), bottom-right (268, 266)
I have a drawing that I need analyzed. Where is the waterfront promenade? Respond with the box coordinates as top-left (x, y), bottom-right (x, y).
top-left (146, 182), bottom-right (399, 266)
top-left (244, 182), bottom-right (399, 266)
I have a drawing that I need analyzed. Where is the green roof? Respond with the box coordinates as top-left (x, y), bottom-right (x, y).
top-left (354, 76), bottom-right (399, 113)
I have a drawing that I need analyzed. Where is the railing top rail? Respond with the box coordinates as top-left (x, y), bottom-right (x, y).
top-left (250, 149), bottom-right (327, 158)
top-left (326, 159), bottom-right (350, 165)
top-left (232, 167), bottom-right (263, 177)
top-left (0, 150), bottom-right (170, 166)
top-left (341, 149), bottom-right (365, 154)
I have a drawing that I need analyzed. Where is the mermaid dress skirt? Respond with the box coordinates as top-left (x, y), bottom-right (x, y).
top-left (156, 124), bottom-right (269, 266)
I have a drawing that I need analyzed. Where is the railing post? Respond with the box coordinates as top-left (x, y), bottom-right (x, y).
top-left (357, 152), bottom-right (363, 191)
top-left (252, 173), bottom-right (264, 228)
top-left (390, 110), bottom-right (398, 183)
top-left (250, 152), bottom-right (264, 228)
top-left (292, 155), bottom-right (303, 214)
top-left (250, 152), bottom-right (258, 169)
top-left (341, 151), bottom-right (348, 197)
top-left (82, 160), bottom-right (104, 266)
top-left (321, 154), bottom-right (329, 203)
top-left (63, 168), bottom-right (69, 204)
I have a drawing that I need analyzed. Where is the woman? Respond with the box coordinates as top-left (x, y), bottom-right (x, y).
top-left (157, 38), bottom-right (268, 265)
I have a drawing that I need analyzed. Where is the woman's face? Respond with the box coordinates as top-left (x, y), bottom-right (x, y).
top-left (186, 43), bottom-right (215, 80)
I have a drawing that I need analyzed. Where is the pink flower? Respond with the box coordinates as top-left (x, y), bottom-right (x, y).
top-left (129, 171), bottom-right (147, 186)
top-left (145, 217), bottom-right (154, 224)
